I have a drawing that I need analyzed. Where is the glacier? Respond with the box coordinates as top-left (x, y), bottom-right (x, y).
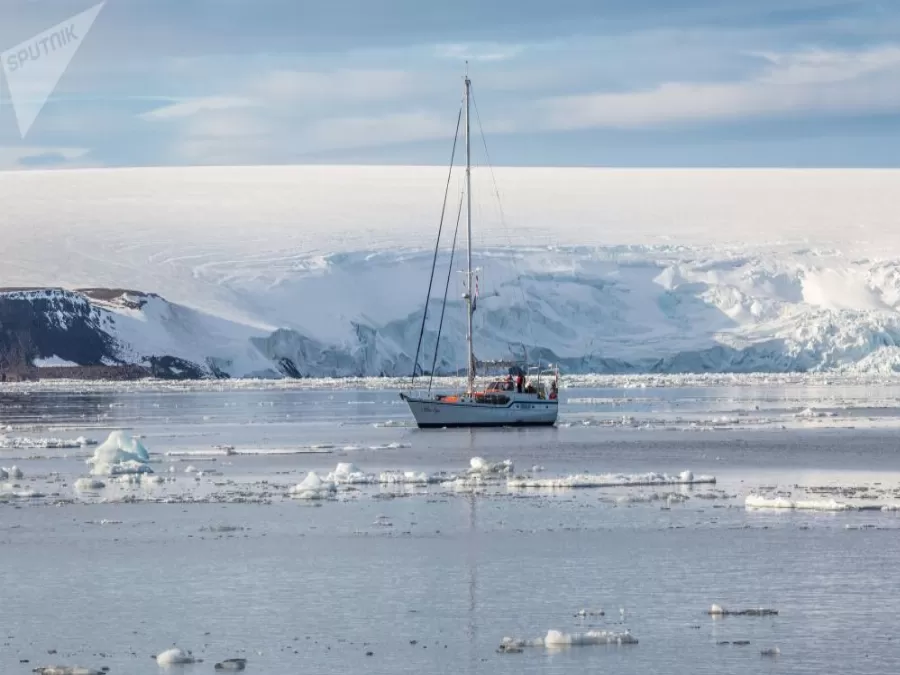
top-left (3, 166), bottom-right (900, 378)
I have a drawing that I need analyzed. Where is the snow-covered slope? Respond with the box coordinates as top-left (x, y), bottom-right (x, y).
top-left (3, 166), bottom-right (900, 377)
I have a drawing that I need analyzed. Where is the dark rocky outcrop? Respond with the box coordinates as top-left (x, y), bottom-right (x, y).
top-left (0, 288), bottom-right (210, 381)
top-left (0, 288), bottom-right (120, 371)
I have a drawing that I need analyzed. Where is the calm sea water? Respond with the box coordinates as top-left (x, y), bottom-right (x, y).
top-left (3, 383), bottom-right (900, 674)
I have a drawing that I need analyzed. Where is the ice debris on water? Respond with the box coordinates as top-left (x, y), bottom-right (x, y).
top-left (708, 604), bottom-right (778, 616)
top-left (74, 478), bottom-right (105, 491)
top-left (32, 667), bottom-right (103, 675)
top-left (323, 460), bottom-right (491, 487)
top-left (155, 647), bottom-right (197, 665)
top-left (499, 629), bottom-right (637, 652)
top-left (86, 431), bottom-right (153, 476)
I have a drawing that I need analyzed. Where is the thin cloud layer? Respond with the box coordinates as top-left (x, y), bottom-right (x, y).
top-left (0, 0), bottom-right (899, 167)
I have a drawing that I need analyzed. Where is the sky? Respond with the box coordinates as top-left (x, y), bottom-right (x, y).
top-left (1, 0), bottom-right (900, 169)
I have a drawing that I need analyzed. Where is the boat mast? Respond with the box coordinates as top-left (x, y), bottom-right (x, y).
top-left (464, 64), bottom-right (475, 395)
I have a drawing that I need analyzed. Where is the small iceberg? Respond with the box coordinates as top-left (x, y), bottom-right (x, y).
top-left (86, 431), bottom-right (153, 477)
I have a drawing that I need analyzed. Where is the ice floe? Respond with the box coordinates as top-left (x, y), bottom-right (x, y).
top-left (507, 471), bottom-right (715, 489)
top-left (0, 436), bottom-right (96, 449)
top-left (745, 494), bottom-right (900, 511)
top-left (86, 431), bottom-right (153, 476)
top-left (378, 470), bottom-right (440, 485)
top-left (32, 667), bottom-right (103, 675)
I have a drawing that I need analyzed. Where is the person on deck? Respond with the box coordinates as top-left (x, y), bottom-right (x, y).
top-left (549, 381), bottom-right (558, 400)
top-left (515, 373), bottom-right (523, 393)
top-left (505, 375), bottom-right (514, 391)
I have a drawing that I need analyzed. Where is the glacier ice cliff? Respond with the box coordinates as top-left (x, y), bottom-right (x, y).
top-left (5, 245), bottom-right (900, 378)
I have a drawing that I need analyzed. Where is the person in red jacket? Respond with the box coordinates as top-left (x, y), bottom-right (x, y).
top-left (515, 373), bottom-right (523, 393)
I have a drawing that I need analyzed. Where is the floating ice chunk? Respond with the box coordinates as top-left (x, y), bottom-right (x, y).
top-left (761, 647), bottom-right (781, 656)
top-left (32, 667), bottom-right (103, 675)
top-left (214, 658), bottom-right (247, 671)
top-left (74, 478), bottom-right (105, 491)
top-left (508, 471), bottom-right (715, 489)
top-left (290, 471), bottom-right (337, 499)
top-left (86, 431), bottom-right (153, 476)
top-left (500, 629), bottom-right (637, 651)
top-left (327, 462), bottom-right (375, 484)
top-left (2, 465), bottom-right (24, 479)
top-left (469, 457), bottom-right (514, 475)
top-left (155, 647), bottom-right (196, 665)
top-left (794, 407), bottom-right (835, 418)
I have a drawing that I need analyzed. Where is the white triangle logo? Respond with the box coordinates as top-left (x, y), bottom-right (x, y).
top-left (2, 2), bottom-right (105, 138)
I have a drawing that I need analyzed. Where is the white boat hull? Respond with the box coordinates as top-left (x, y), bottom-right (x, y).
top-left (401, 392), bottom-right (558, 428)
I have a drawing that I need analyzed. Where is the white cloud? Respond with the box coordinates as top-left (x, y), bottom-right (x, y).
top-left (140, 97), bottom-right (258, 121)
top-left (537, 45), bottom-right (900, 130)
top-left (302, 111), bottom-right (450, 152)
top-left (434, 42), bottom-right (527, 62)
top-left (253, 69), bottom-right (418, 104)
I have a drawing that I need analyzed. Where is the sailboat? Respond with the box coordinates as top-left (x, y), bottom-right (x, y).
top-left (400, 69), bottom-right (560, 429)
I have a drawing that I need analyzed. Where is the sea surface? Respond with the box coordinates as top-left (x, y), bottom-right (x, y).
top-left (3, 381), bottom-right (900, 674)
